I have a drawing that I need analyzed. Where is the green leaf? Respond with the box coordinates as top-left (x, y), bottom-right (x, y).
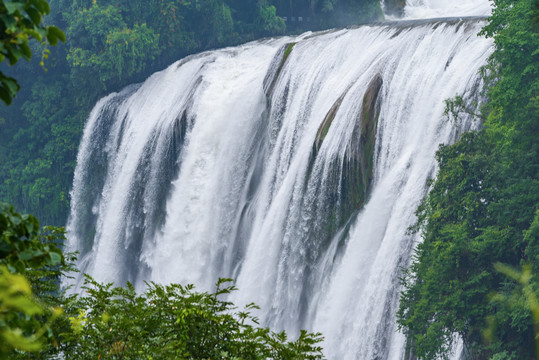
top-left (25, 7), bottom-right (42, 26)
top-left (49, 251), bottom-right (61, 265)
top-left (25, 29), bottom-right (42, 41)
top-left (6, 44), bottom-right (23, 65)
top-left (19, 41), bottom-right (32, 60)
top-left (4, 2), bottom-right (25, 15)
top-left (29, 0), bottom-right (50, 14)
top-left (1, 77), bottom-right (20, 95)
top-left (2, 330), bottom-right (42, 352)
top-left (46, 26), bottom-right (65, 45)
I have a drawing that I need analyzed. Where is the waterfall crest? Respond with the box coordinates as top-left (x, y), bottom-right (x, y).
top-left (402, 0), bottom-right (492, 19)
top-left (67, 8), bottom-right (493, 359)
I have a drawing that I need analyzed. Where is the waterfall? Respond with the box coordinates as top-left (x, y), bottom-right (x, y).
top-left (66, 1), bottom-right (494, 358)
top-left (401, 0), bottom-right (491, 19)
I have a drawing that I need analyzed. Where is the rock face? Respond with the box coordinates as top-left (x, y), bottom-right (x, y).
top-left (384, 0), bottom-right (406, 17)
top-left (263, 40), bottom-right (384, 245)
top-left (314, 90), bottom-right (348, 151)
top-left (345, 74), bottom-right (383, 215)
top-left (311, 74), bottom-right (383, 241)
top-left (263, 42), bottom-right (296, 98)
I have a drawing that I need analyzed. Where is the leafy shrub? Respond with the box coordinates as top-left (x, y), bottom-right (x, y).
top-left (60, 276), bottom-right (325, 359)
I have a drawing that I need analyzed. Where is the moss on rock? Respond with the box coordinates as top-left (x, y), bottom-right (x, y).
top-left (309, 74), bottom-right (383, 240)
top-left (314, 90), bottom-right (349, 151)
top-left (263, 42), bottom-right (296, 98)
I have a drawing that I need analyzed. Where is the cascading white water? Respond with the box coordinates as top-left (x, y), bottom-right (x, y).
top-left (66, 1), bottom-right (494, 358)
top-left (402, 0), bottom-right (491, 19)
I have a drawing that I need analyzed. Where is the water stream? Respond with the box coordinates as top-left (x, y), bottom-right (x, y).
top-left (66, 1), bottom-right (493, 358)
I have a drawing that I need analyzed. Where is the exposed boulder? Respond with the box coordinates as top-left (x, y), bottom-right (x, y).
top-left (263, 42), bottom-right (296, 98)
top-left (309, 74), bottom-right (383, 242)
top-left (347, 73), bottom-right (383, 211)
top-left (314, 90), bottom-right (349, 151)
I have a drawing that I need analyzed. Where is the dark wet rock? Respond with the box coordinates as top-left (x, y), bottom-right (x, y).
top-left (263, 42), bottom-right (296, 98)
top-left (308, 74), bottom-right (383, 242)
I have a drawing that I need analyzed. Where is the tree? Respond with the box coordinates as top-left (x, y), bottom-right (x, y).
top-left (1, 203), bottom-right (325, 359)
top-left (0, 266), bottom-right (58, 357)
top-left (0, 202), bottom-right (70, 357)
top-left (0, 3), bottom-right (68, 353)
top-left (256, 0), bottom-right (286, 34)
top-left (60, 277), bottom-right (325, 359)
top-left (397, 0), bottom-right (539, 358)
top-left (0, 0), bottom-right (65, 104)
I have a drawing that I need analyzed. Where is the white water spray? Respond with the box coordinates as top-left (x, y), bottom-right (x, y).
top-left (67, 1), bottom-right (493, 358)
top-left (403, 0), bottom-right (492, 19)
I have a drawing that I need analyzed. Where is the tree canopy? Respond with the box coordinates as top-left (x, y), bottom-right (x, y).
top-left (0, 0), bottom-right (65, 104)
top-left (1, 202), bottom-right (326, 359)
top-left (397, 0), bottom-right (539, 358)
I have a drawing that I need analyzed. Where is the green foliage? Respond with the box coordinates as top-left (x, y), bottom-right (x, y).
top-left (443, 95), bottom-right (481, 123)
top-left (59, 276), bottom-right (325, 359)
top-left (269, 0), bottom-right (382, 28)
top-left (486, 263), bottom-right (539, 359)
top-left (257, 0), bottom-right (285, 34)
top-left (155, 0), bottom-right (197, 56)
top-left (0, 202), bottom-right (77, 310)
top-left (66, 3), bottom-right (161, 92)
top-left (480, 0), bottom-right (539, 123)
top-left (0, 203), bottom-right (73, 359)
top-left (0, 266), bottom-right (49, 356)
top-left (192, 0), bottom-right (235, 46)
top-left (0, 0), bottom-right (65, 104)
top-left (397, 0), bottom-right (539, 358)
top-left (0, 203), bottom-right (325, 359)
top-left (0, 202), bottom-right (62, 273)
top-left (311, 0), bottom-right (383, 28)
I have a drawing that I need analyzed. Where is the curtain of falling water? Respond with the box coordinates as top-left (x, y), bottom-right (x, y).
top-left (66, 2), bottom-right (493, 358)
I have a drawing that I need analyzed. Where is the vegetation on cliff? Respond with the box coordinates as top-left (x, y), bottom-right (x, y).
top-left (0, 203), bottom-right (326, 359)
top-left (397, 0), bottom-right (539, 358)
top-left (2, 0), bottom-right (538, 358)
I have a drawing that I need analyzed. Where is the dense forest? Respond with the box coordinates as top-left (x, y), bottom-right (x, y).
top-left (397, 0), bottom-right (539, 358)
top-left (0, 0), bottom-right (383, 226)
top-left (1, 0), bottom-right (539, 358)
